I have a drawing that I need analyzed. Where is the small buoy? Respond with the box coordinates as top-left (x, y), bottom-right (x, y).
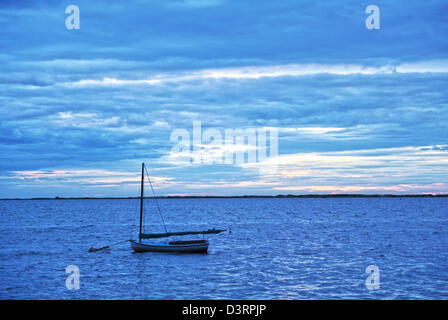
top-left (89, 245), bottom-right (109, 252)
top-left (88, 239), bottom-right (128, 252)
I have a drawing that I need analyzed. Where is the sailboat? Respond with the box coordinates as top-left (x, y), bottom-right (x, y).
top-left (130, 163), bottom-right (225, 253)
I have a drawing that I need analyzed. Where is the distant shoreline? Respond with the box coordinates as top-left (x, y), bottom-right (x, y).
top-left (1, 194), bottom-right (447, 200)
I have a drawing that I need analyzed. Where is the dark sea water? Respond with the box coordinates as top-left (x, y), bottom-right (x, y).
top-left (0, 197), bottom-right (447, 300)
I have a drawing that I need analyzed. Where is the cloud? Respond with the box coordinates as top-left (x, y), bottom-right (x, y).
top-left (54, 112), bottom-right (121, 128)
top-left (57, 61), bottom-right (448, 88)
top-left (272, 183), bottom-right (448, 194)
top-left (0, 0), bottom-right (447, 197)
top-left (240, 145), bottom-right (448, 192)
top-left (10, 168), bottom-right (173, 186)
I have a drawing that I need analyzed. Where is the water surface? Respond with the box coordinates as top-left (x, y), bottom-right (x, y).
top-left (0, 197), bottom-right (446, 299)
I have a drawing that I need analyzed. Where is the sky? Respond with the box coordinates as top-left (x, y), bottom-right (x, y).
top-left (1, 0), bottom-right (448, 198)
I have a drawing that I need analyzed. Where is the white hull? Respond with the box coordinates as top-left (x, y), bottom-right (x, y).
top-left (130, 240), bottom-right (209, 253)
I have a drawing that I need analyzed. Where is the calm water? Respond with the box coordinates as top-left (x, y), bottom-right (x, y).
top-left (0, 197), bottom-right (446, 299)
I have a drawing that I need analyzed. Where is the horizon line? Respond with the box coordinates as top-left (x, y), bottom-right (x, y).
top-left (1, 193), bottom-right (448, 200)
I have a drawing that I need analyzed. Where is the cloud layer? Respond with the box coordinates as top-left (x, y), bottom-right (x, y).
top-left (1, 1), bottom-right (447, 197)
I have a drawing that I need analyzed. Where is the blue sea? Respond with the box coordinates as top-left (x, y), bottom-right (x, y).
top-left (0, 197), bottom-right (446, 299)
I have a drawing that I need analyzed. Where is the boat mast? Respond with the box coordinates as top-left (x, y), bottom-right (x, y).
top-left (139, 162), bottom-right (144, 242)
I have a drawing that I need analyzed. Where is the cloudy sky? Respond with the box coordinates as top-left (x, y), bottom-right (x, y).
top-left (1, 0), bottom-right (447, 198)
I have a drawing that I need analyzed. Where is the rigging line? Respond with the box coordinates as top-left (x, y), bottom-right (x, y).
top-left (144, 164), bottom-right (168, 233)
